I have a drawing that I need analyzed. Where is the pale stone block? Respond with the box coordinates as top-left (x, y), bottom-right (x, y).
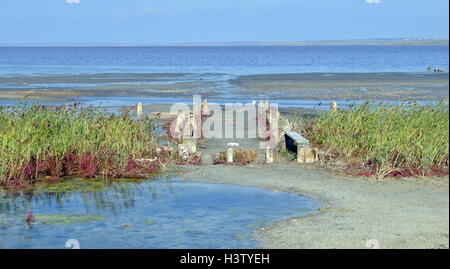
top-left (227, 142), bottom-right (240, 148)
top-left (265, 148), bottom-right (274, 164)
top-left (201, 99), bottom-right (209, 116)
top-left (178, 144), bottom-right (190, 161)
top-left (330, 101), bottom-right (337, 112)
top-left (136, 102), bottom-right (143, 118)
top-left (182, 137), bottom-right (197, 154)
top-left (297, 146), bottom-right (317, 163)
top-left (227, 147), bottom-right (234, 163)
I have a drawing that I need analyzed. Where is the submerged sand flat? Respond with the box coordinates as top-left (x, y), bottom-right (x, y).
top-left (230, 72), bottom-right (449, 101)
top-left (0, 72), bottom-right (448, 104)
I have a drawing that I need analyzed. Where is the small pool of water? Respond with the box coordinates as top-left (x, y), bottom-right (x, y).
top-left (0, 178), bottom-right (319, 249)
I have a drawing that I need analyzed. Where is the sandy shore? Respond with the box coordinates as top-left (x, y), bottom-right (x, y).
top-left (178, 164), bottom-right (449, 249)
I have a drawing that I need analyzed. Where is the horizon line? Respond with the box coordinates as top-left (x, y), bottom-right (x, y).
top-left (0, 38), bottom-right (448, 47)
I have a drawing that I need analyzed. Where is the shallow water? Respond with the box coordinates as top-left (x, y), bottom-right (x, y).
top-left (0, 95), bottom-right (442, 112)
top-left (0, 46), bottom-right (447, 107)
top-left (0, 178), bottom-right (319, 249)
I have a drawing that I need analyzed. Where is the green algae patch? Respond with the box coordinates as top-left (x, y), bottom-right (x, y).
top-left (31, 177), bottom-right (160, 194)
top-left (33, 178), bottom-right (110, 193)
top-left (144, 220), bottom-right (153, 225)
top-left (35, 213), bottom-right (105, 225)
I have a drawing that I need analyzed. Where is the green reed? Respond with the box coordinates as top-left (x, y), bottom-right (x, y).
top-left (0, 104), bottom-right (165, 185)
top-left (299, 102), bottom-right (449, 178)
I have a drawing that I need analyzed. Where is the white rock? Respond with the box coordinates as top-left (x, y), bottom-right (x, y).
top-left (227, 142), bottom-right (240, 148)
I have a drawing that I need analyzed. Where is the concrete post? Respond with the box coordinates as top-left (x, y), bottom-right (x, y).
top-left (202, 99), bottom-right (209, 116)
top-left (330, 101), bottom-right (337, 112)
top-left (265, 148), bottom-right (274, 164)
top-left (297, 146), bottom-right (317, 163)
top-left (136, 102), bottom-right (143, 118)
top-left (227, 147), bottom-right (234, 163)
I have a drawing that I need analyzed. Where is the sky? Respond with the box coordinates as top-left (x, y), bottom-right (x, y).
top-left (0, 0), bottom-right (448, 44)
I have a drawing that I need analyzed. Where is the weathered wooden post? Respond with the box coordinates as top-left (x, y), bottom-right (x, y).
top-left (330, 101), bottom-right (337, 112)
top-left (136, 102), bottom-right (143, 118)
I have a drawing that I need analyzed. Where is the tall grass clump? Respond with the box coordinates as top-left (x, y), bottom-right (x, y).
top-left (0, 104), bottom-right (171, 186)
top-left (303, 102), bottom-right (449, 178)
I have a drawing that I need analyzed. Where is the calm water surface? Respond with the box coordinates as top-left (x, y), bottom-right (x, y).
top-left (0, 178), bottom-right (319, 249)
top-left (0, 46), bottom-right (448, 75)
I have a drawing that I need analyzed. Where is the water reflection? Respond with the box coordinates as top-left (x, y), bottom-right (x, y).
top-left (0, 178), bottom-right (319, 249)
top-left (0, 178), bottom-right (173, 216)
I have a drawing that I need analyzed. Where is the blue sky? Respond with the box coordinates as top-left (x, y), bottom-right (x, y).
top-left (0, 0), bottom-right (448, 44)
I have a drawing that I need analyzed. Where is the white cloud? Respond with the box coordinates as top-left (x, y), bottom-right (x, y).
top-left (366, 0), bottom-right (380, 4)
top-left (66, 0), bottom-right (80, 4)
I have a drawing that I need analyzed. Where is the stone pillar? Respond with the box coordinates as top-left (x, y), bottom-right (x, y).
top-left (201, 99), bottom-right (209, 116)
top-left (227, 147), bottom-right (234, 163)
top-left (136, 102), bottom-right (143, 118)
top-left (178, 144), bottom-right (189, 161)
top-left (190, 113), bottom-right (197, 137)
top-left (278, 116), bottom-right (292, 151)
top-left (175, 111), bottom-right (188, 139)
top-left (265, 100), bottom-right (270, 124)
top-left (330, 101), bottom-right (337, 113)
top-left (182, 137), bottom-right (197, 154)
top-left (258, 100), bottom-right (264, 110)
top-left (265, 148), bottom-right (274, 164)
top-left (297, 146), bottom-right (317, 163)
